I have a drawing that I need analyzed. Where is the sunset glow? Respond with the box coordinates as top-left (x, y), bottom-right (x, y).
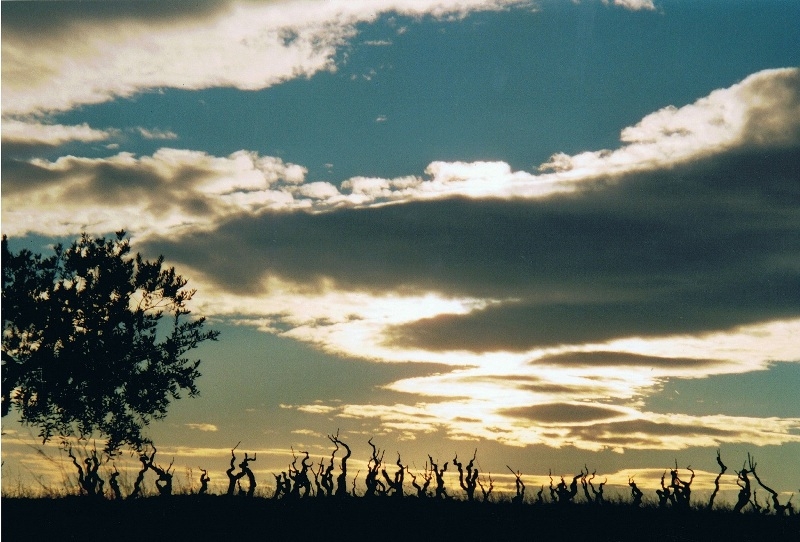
top-left (2, 0), bottom-right (799, 499)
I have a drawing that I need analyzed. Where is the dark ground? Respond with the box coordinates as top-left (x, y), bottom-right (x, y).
top-left (3, 496), bottom-right (799, 541)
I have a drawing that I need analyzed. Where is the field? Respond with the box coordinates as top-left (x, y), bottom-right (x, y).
top-left (3, 495), bottom-right (800, 542)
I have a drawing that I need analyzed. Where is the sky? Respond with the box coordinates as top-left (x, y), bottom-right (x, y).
top-left (2, 0), bottom-right (800, 499)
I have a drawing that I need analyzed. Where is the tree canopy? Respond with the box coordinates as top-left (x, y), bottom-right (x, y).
top-left (1, 231), bottom-right (219, 453)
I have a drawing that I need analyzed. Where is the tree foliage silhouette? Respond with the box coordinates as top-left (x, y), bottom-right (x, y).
top-left (1, 231), bottom-right (219, 453)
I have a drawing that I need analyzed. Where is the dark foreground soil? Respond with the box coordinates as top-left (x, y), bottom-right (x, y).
top-left (3, 496), bottom-right (799, 542)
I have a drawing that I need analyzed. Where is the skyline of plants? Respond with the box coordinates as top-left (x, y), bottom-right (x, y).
top-left (3, 432), bottom-right (795, 517)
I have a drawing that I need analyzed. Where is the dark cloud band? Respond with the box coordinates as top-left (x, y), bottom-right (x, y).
top-left (501, 403), bottom-right (625, 424)
top-left (145, 146), bottom-right (800, 349)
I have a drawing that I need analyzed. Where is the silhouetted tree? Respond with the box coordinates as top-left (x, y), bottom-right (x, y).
top-left (580, 467), bottom-right (594, 504)
top-left (147, 446), bottom-right (174, 497)
top-left (588, 475), bottom-right (606, 505)
top-left (364, 438), bottom-right (386, 498)
top-left (548, 470), bottom-right (558, 502)
top-left (628, 477), bottom-right (644, 507)
top-left (239, 453), bottom-right (257, 497)
top-left (430, 456), bottom-right (449, 499)
top-left (708, 449), bottom-right (727, 510)
top-left (752, 489), bottom-right (765, 514)
top-left (273, 472), bottom-right (291, 500)
top-left (382, 453), bottom-right (405, 499)
top-left (408, 463), bottom-right (432, 498)
top-left (1, 232), bottom-right (219, 453)
top-left (288, 449), bottom-right (310, 498)
top-left (568, 473), bottom-right (580, 503)
top-left (109, 464), bottom-right (123, 500)
top-left (733, 462), bottom-right (753, 514)
top-left (312, 459), bottom-right (326, 498)
top-left (669, 462), bottom-right (694, 509)
top-left (66, 443), bottom-right (104, 497)
top-left (453, 449), bottom-right (479, 501)
top-left (320, 448), bottom-right (336, 497)
top-left (198, 468), bottom-right (210, 496)
top-left (328, 430), bottom-right (351, 498)
top-left (507, 466), bottom-right (525, 505)
top-left (553, 473), bottom-right (580, 505)
top-left (225, 442), bottom-right (253, 497)
top-left (128, 449), bottom-right (152, 499)
top-left (656, 471), bottom-right (671, 508)
top-left (477, 472), bottom-right (494, 502)
top-left (748, 453), bottom-right (795, 516)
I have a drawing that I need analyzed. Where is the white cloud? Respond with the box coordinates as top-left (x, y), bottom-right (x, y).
top-left (185, 423), bottom-right (219, 432)
top-left (135, 127), bottom-right (179, 140)
top-left (602, 0), bottom-right (656, 11)
top-left (296, 404), bottom-right (337, 414)
top-left (1, 0), bottom-right (532, 116)
top-left (5, 68), bottom-right (795, 241)
top-left (296, 181), bottom-right (341, 199)
top-left (539, 68), bottom-right (800, 179)
top-left (208, 280), bottom-right (495, 365)
top-left (1, 120), bottom-right (114, 146)
top-left (1, 148), bottom-right (310, 238)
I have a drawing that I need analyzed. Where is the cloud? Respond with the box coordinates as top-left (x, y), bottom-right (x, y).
top-left (562, 414), bottom-right (800, 450)
top-left (4, 67), bottom-right (799, 455)
top-left (143, 139), bottom-right (799, 351)
top-left (501, 403), bottom-right (628, 424)
top-left (6, 67), bottom-right (797, 243)
top-left (135, 127), bottom-right (179, 140)
top-left (1, 149), bottom-right (309, 237)
top-left (296, 404), bottom-right (337, 415)
top-left (0, 120), bottom-right (117, 158)
top-left (291, 429), bottom-right (325, 438)
top-left (0, 153), bottom-right (575, 241)
top-left (602, 0), bottom-right (656, 11)
top-left (539, 68), bottom-right (800, 177)
top-left (1, 120), bottom-right (113, 146)
top-left (5, 68), bottom-right (797, 363)
top-left (534, 351), bottom-right (724, 370)
top-left (1, 0), bottom-right (533, 116)
top-left (296, 181), bottom-right (341, 200)
top-left (289, 399), bottom-right (800, 451)
top-left (185, 423), bottom-right (219, 432)
top-left (385, 247), bottom-right (800, 349)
